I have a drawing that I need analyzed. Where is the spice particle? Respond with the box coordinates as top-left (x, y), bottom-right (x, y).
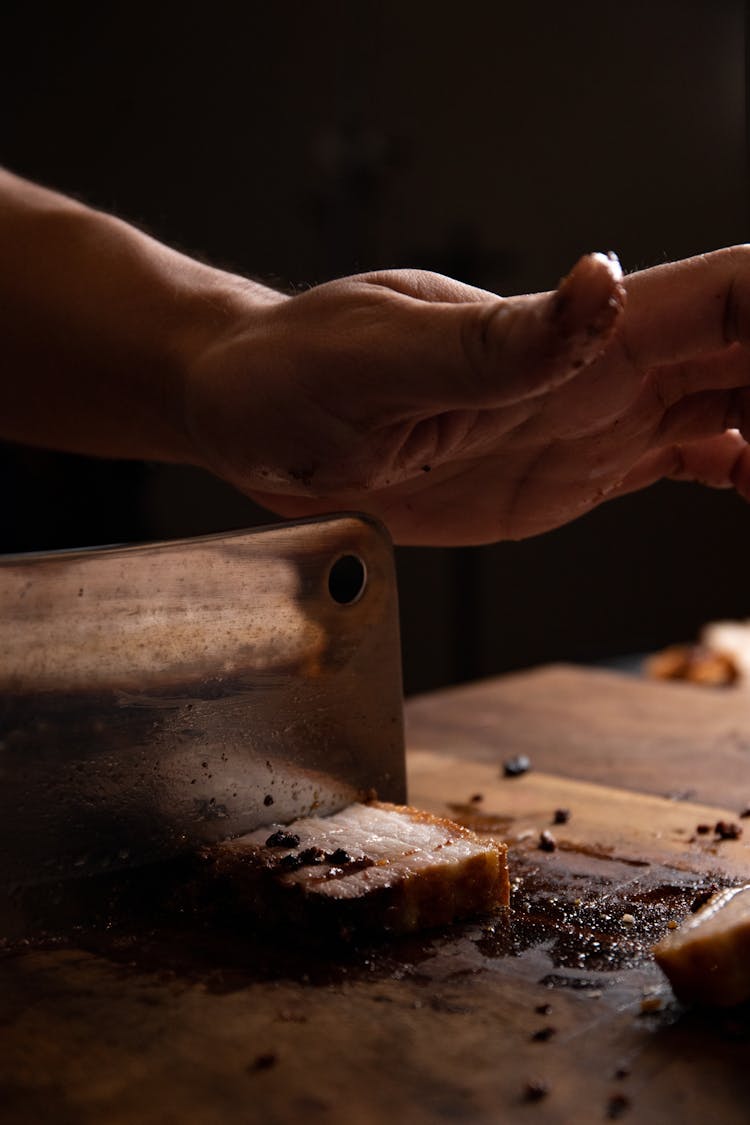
top-left (503, 755), bottom-right (532, 778)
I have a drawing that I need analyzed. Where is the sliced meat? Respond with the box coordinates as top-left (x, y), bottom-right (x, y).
top-left (653, 885), bottom-right (750, 1006)
top-left (203, 801), bottom-right (509, 937)
top-left (702, 620), bottom-right (750, 680)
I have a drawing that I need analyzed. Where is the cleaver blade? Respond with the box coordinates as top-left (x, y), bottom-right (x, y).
top-left (0, 514), bottom-right (405, 897)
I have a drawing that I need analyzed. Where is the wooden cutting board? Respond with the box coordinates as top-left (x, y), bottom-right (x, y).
top-left (3, 665), bottom-right (750, 1124)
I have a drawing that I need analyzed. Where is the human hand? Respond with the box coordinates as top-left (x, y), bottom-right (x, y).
top-left (183, 249), bottom-right (750, 546)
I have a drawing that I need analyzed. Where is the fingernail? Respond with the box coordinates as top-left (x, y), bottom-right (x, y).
top-left (552, 253), bottom-right (625, 342)
top-left (594, 250), bottom-right (623, 282)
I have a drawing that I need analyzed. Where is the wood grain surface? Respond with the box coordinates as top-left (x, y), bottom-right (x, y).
top-left (406, 664), bottom-right (750, 807)
top-left (3, 665), bottom-right (750, 1124)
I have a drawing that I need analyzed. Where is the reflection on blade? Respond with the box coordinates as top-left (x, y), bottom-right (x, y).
top-left (0, 515), bottom-right (405, 916)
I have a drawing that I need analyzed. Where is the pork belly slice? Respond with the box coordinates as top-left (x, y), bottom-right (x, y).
top-left (204, 801), bottom-right (509, 937)
top-left (653, 885), bottom-right (750, 1006)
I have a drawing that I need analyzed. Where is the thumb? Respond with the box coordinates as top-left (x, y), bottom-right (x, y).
top-left (417, 252), bottom-right (625, 409)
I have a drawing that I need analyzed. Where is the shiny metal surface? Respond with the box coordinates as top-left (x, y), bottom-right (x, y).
top-left (0, 515), bottom-right (405, 902)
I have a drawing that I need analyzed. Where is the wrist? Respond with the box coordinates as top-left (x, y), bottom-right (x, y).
top-left (168, 267), bottom-right (289, 468)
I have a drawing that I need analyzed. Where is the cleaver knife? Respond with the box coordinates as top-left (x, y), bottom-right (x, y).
top-left (0, 514), bottom-right (405, 913)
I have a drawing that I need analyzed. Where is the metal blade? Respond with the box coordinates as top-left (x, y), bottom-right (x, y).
top-left (0, 515), bottom-right (405, 903)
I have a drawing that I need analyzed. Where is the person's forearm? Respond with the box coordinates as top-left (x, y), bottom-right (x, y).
top-left (0, 169), bottom-right (283, 462)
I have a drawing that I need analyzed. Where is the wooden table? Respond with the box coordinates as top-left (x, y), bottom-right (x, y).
top-left (3, 665), bottom-right (750, 1124)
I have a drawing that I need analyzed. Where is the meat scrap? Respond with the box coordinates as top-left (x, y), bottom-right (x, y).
top-left (606, 1093), bottom-right (631, 1120)
top-left (714, 820), bottom-right (742, 841)
top-left (645, 644), bottom-right (738, 687)
top-left (653, 885), bottom-right (750, 1006)
top-left (523, 1080), bottom-right (549, 1102)
top-left (203, 802), bottom-right (509, 937)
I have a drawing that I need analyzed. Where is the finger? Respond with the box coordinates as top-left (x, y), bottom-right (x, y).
top-left (646, 343), bottom-right (750, 409)
top-left (613, 431), bottom-right (750, 498)
top-left (385, 252), bottom-right (625, 410)
top-left (621, 246), bottom-right (750, 370)
top-left (459, 252), bottom-right (625, 406)
top-left (605, 348), bottom-right (750, 447)
top-left (511, 344), bottom-right (750, 448)
top-left (648, 390), bottom-right (738, 445)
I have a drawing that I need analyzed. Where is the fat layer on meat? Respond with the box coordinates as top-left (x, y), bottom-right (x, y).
top-left (653, 885), bottom-right (750, 1006)
top-left (203, 801), bottom-right (509, 937)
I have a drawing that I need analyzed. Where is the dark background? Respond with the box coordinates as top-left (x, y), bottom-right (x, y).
top-left (2, 0), bottom-right (749, 693)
